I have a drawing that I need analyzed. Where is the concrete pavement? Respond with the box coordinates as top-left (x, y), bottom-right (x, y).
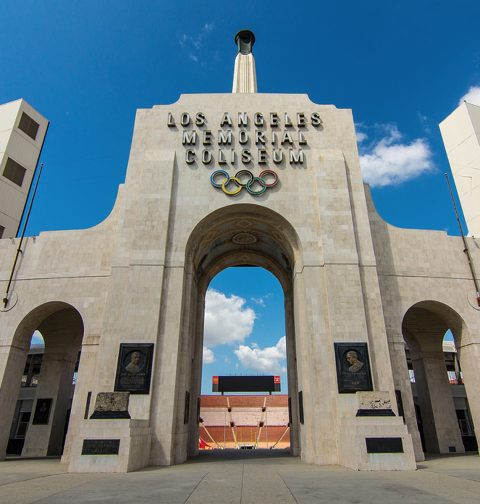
top-left (0, 450), bottom-right (479, 503)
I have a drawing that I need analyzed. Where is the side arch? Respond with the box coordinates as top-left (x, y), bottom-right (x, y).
top-left (0, 301), bottom-right (84, 459)
top-left (401, 300), bottom-right (477, 455)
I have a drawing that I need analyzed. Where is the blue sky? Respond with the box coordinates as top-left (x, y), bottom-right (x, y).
top-left (3, 1), bottom-right (478, 392)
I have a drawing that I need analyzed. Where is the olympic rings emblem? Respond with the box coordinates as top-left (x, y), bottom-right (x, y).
top-left (210, 169), bottom-right (279, 196)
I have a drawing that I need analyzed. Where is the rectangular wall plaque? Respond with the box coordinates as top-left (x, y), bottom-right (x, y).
top-left (334, 343), bottom-right (373, 393)
top-left (82, 439), bottom-right (120, 455)
top-left (114, 343), bottom-right (154, 394)
top-left (366, 437), bottom-right (403, 453)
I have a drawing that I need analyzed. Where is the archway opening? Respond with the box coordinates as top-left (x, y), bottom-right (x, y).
top-left (3, 303), bottom-right (83, 458)
top-left (199, 266), bottom-right (291, 455)
top-left (402, 301), bottom-right (478, 456)
top-left (176, 204), bottom-right (302, 464)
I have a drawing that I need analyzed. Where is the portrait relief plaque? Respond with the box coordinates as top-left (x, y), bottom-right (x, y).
top-left (32, 398), bottom-right (53, 425)
top-left (334, 343), bottom-right (373, 393)
top-left (114, 343), bottom-right (154, 394)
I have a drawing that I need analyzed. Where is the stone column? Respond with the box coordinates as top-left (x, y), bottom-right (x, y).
top-left (455, 341), bottom-right (480, 449)
top-left (22, 344), bottom-right (79, 457)
top-left (61, 334), bottom-right (99, 464)
top-left (0, 343), bottom-right (29, 459)
top-left (386, 332), bottom-right (425, 461)
top-left (411, 347), bottom-right (464, 454)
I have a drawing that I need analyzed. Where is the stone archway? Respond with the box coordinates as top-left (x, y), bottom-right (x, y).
top-left (167, 204), bottom-right (302, 464)
top-left (402, 300), bottom-right (477, 455)
top-left (0, 301), bottom-right (84, 459)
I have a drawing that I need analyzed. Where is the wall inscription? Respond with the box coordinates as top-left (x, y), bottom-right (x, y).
top-left (82, 439), bottom-right (120, 455)
top-left (167, 111), bottom-right (323, 166)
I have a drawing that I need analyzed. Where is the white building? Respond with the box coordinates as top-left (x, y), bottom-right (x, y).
top-left (0, 99), bottom-right (48, 239)
top-left (440, 101), bottom-right (480, 237)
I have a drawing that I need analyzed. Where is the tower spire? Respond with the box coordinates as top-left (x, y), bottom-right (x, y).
top-left (232, 30), bottom-right (257, 93)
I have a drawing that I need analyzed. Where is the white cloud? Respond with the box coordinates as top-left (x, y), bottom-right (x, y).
top-left (179, 22), bottom-right (215, 63)
top-left (359, 125), bottom-right (434, 187)
top-left (250, 293), bottom-right (272, 307)
top-left (459, 85), bottom-right (480, 106)
top-left (203, 346), bottom-right (215, 364)
top-left (251, 297), bottom-right (266, 307)
top-left (204, 289), bottom-right (256, 346)
top-left (356, 131), bottom-right (368, 144)
top-left (234, 336), bottom-right (287, 373)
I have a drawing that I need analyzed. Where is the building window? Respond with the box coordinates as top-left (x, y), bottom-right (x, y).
top-left (21, 354), bottom-right (43, 387)
top-left (18, 112), bottom-right (40, 140)
top-left (0, 225), bottom-right (4, 238)
top-left (3, 158), bottom-right (26, 187)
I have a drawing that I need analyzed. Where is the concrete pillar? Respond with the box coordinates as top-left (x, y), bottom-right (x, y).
top-left (456, 342), bottom-right (480, 449)
top-left (22, 308), bottom-right (82, 457)
top-left (22, 345), bottom-right (78, 457)
top-left (0, 343), bottom-right (29, 460)
top-left (387, 334), bottom-right (424, 461)
top-left (410, 347), bottom-right (464, 454)
top-left (61, 334), bottom-right (99, 464)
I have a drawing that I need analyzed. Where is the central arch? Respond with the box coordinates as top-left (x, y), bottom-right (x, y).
top-left (173, 204), bottom-right (303, 463)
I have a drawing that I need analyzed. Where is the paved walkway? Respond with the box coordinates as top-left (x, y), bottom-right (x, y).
top-left (1, 450), bottom-right (479, 503)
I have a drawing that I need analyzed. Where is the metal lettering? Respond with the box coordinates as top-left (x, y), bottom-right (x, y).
top-left (273, 149), bottom-right (283, 164)
top-left (182, 131), bottom-right (197, 145)
top-left (203, 130), bottom-right (213, 145)
top-left (254, 113), bottom-right (264, 127)
top-left (270, 113), bottom-right (279, 127)
top-left (218, 130), bottom-right (233, 145)
top-left (281, 131), bottom-right (294, 145)
top-left (185, 150), bottom-right (195, 164)
top-left (202, 150), bottom-right (213, 164)
top-left (289, 149), bottom-right (304, 164)
top-left (272, 132), bottom-right (277, 145)
top-left (220, 112), bottom-right (232, 127)
top-left (238, 112), bottom-right (248, 126)
top-left (298, 132), bottom-right (307, 145)
top-left (181, 113), bottom-right (191, 126)
top-left (258, 149), bottom-right (268, 164)
top-left (311, 112), bottom-right (322, 126)
top-left (218, 149), bottom-right (227, 164)
top-left (297, 113), bottom-right (307, 127)
top-left (255, 131), bottom-right (266, 145)
top-left (284, 113), bottom-right (293, 127)
top-left (239, 130), bottom-right (249, 145)
top-left (195, 112), bottom-right (206, 126)
top-left (167, 113), bottom-right (176, 127)
top-left (241, 149), bottom-right (252, 163)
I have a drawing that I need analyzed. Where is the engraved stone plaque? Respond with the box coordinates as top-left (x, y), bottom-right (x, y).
top-left (114, 343), bottom-right (154, 394)
top-left (356, 391), bottom-right (395, 416)
top-left (334, 343), bottom-right (373, 393)
top-left (90, 392), bottom-right (131, 419)
top-left (82, 439), bottom-right (120, 455)
top-left (366, 437), bottom-right (403, 453)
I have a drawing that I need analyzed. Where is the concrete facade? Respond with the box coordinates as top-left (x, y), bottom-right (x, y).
top-left (440, 101), bottom-right (480, 237)
top-left (0, 39), bottom-right (479, 473)
top-left (0, 99), bottom-right (48, 239)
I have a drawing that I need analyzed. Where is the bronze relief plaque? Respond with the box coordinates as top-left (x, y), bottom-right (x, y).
top-left (334, 342), bottom-right (373, 393)
top-left (114, 343), bottom-right (154, 394)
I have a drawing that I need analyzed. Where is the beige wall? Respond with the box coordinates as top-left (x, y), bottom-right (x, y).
top-left (1, 93), bottom-right (479, 472)
top-left (440, 102), bottom-right (480, 237)
top-left (0, 99), bottom-right (48, 239)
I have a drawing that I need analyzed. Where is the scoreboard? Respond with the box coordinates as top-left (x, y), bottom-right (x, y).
top-left (212, 375), bottom-right (281, 394)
